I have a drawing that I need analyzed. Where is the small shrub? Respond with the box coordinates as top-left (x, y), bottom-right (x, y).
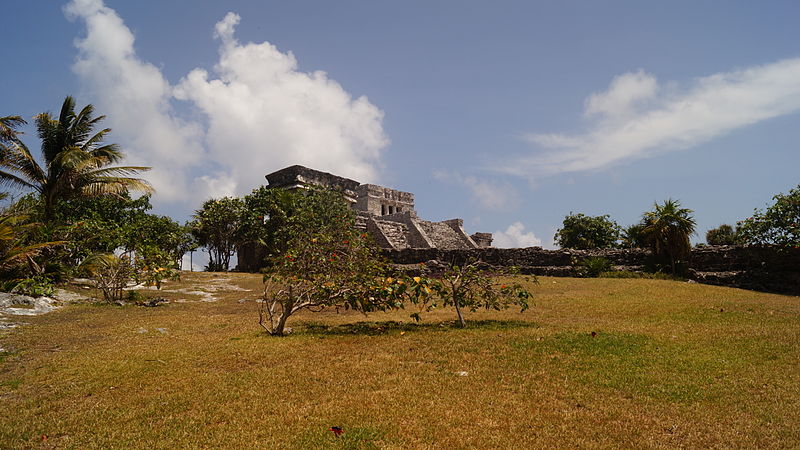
top-left (575, 257), bottom-right (613, 278)
top-left (81, 253), bottom-right (135, 304)
top-left (0, 276), bottom-right (55, 297)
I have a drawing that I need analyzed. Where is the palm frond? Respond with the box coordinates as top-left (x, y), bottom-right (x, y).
top-left (79, 177), bottom-right (154, 197)
top-left (0, 116), bottom-right (26, 143)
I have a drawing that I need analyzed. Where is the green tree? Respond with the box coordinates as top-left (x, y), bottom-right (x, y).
top-left (642, 199), bottom-right (696, 275)
top-left (554, 213), bottom-right (621, 249)
top-left (259, 188), bottom-right (413, 336)
top-left (0, 97), bottom-right (152, 220)
top-left (239, 186), bottom-right (295, 257)
top-left (737, 185), bottom-right (800, 248)
top-left (620, 222), bottom-right (648, 248)
top-left (706, 224), bottom-right (740, 246)
top-left (0, 213), bottom-right (61, 277)
top-left (426, 262), bottom-right (532, 328)
top-left (192, 197), bottom-right (245, 271)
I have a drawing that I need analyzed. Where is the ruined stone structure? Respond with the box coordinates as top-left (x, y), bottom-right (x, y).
top-left (238, 165), bottom-right (492, 270)
top-left (383, 245), bottom-right (800, 296)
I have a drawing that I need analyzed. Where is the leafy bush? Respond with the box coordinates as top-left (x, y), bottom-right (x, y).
top-left (259, 189), bottom-right (411, 336)
top-left (737, 185), bottom-right (800, 248)
top-left (134, 245), bottom-right (180, 289)
top-left (424, 262), bottom-right (534, 327)
top-left (620, 222), bottom-right (648, 248)
top-left (0, 276), bottom-right (55, 297)
top-left (575, 257), bottom-right (613, 278)
top-left (555, 213), bottom-right (621, 249)
top-left (706, 224), bottom-right (741, 245)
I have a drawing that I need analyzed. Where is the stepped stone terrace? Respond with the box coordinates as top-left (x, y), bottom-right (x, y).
top-left (238, 165), bottom-right (491, 269)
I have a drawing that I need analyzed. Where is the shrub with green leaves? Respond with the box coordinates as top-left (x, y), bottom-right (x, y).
top-left (555, 213), bottom-right (621, 249)
top-left (706, 224), bottom-right (741, 245)
top-left (737, 185), bottom-right (800, 248)
top-left (421, 261), bottom-right (534, 328)
top-left (575, 257), bottom-right (613, 278)
top-left (259, 189), bottom-right (419, 336)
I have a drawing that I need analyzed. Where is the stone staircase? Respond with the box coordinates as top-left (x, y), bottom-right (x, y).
top-left (373, 219), bottom-right (410, 250)
top-left (354, 213), bottom-right (369, 231)
top-left (417, 221), bottom-right (473, 250)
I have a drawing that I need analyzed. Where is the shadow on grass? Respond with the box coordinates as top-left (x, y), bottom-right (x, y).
top-left (293, 425), bottom-right (392, 449)
top-left (301, 319), bottom-right (538, 336)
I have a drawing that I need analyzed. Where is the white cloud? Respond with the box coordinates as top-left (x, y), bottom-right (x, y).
top-left (174, 12), bottom-right (388, 189)
top-left (64, 0), bottom-right (205, 204)
top-left (433, 170), bottom-right (519, 211)
top-left (492, 222), bottom-right (542, 248)
top-left (64, 2), bottom-right (388, 215)
top-left (503, 58), bottom-right (800, 176)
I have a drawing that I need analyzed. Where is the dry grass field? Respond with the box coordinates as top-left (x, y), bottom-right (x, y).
top-left (1, 272), bottom-right (799, 448)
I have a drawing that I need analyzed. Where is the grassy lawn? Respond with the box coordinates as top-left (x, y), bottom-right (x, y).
top-left (1, 272), bottom-right (799, 448)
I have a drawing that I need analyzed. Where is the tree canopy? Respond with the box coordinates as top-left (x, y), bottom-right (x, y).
top-left (554, 213), bottom-right (621, 249)
top-left (737, 185), bottom-right (800, 248)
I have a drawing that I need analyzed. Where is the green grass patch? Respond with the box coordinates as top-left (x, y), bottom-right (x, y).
top-left (512, 332), bottom-right (730, 403)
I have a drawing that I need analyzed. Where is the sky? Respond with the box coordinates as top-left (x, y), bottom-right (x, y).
top-left (3, 0), bottom-right (800, 249)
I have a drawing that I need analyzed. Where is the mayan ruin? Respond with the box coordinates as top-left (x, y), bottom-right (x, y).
top-left (264, 165), bottom-right (493, 251)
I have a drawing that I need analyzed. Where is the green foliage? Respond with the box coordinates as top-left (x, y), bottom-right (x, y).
top-left (737, 185), bottom-right (800, 248)
top-left (0, 210), bottom-right (64, 283)
top-left (642, 199), bottom-right (696, 276)
top-left (705, 224), bottom-right (741, 246)
top-left (134, 245), bottom-right (180, 289)
top-left (554, 213), bottom-right (621, 249)
top-left (192, 197), bottom-right (245, 271)
top-left (259, 189), bottom-right (414, 336)
top-left (574, 257), bottom-right (613, 278)
top-left (620, 222), bottom-right (648, 248)
top-left (0, 276), bottom-right (55, 297)
top-left (421, 262), bottom-right (534, 328)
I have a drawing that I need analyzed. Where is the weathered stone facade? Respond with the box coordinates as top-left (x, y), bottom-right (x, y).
top-left (237, 165), bottom-right (490, 271)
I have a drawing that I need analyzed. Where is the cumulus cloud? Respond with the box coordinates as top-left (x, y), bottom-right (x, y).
top-left (64, 1), bottom-right (388, 214)
top-left (502, 58), bottom-right (800, 176)
top-left (64, 0), bottom-right (205, 203)
top-left (174, 12), bottom-right (388, 189)
top-left (492, 222), bottom-right (542, 248)
top-left (433, 170), bottom-right (520, 211)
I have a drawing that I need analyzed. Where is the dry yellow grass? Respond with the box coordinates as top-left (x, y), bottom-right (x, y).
top-left (1, 272), bottom-right (799, 448)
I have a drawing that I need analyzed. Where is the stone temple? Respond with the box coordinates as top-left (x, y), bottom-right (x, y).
top-left (263, 165), bottom-right (492, 251)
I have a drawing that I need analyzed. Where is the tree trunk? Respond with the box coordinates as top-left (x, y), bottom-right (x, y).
top-left (454, 300), bottom-right (466, 328)
top-left (273, 298), bottom-right (293, 336)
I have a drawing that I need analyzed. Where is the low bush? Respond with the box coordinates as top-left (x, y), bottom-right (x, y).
top-left (575, 257), bottom-right (613, 278)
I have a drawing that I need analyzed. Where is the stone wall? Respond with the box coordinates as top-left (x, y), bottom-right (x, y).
top-left (383, 245), bottom-right (800, 295)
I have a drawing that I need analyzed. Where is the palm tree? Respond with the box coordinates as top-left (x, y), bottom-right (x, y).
top-left (0, 115), bottom-right (26, 143)
top-left (0, 97), bottom-right (152, 220)
top-left (642, 199), bottom-right (696, 275)
top-left (0, 213), bottom-right (63, 275)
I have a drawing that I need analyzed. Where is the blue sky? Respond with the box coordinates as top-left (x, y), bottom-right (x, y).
top-left (4, 0), bottom-right (800, 248)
